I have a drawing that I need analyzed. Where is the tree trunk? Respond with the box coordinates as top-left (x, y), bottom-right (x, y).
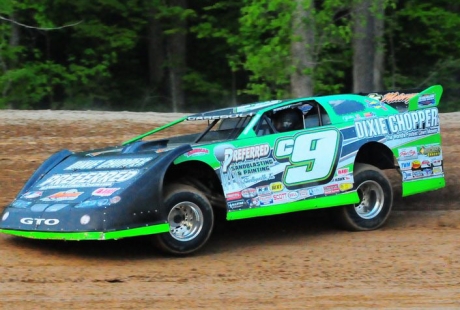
top-left (373, 0), bottom-right (385, 91)
top-left (166, 0), bottom-right (187, 112)
top-left (290, 0), bottom-right (315, 97)
top-left (3, 12), bottom-right (21, 108)
top-left (352, 0), bottom-right (375, 93)
top-left (147, 8), bottom-right (165, 87)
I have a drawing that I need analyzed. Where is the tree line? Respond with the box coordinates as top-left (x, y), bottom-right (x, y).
top-left (0, 0), bottom-right (459, 112)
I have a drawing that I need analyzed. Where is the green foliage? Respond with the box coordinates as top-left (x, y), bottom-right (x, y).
top-left (387, 0), bottom-right (460, 112)
top-left (0, 0), bottom-right (459, 111)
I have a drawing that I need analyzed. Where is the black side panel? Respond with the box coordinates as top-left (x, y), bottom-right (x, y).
top-left (18, 149), bottom-right (73, 197)
top-left (102, 144), bottom-right (193, 231)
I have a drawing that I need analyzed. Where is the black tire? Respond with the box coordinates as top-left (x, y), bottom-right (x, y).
top-left (333, 163), bottom-right (393, 231)
top-left (154, 184), bottom-right (214, 255)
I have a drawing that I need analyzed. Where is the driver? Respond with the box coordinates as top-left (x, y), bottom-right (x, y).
top-left (272, 108), bottom-right (303, 132)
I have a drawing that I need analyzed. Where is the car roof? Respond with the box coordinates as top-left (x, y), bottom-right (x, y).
top-left (185, 92), bottom-right (398, 121)
top-left (185, 99), bottom-right (295, 120)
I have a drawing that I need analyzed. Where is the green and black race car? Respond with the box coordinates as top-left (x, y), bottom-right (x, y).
top-left (0, 85), bottom-right (445, 255)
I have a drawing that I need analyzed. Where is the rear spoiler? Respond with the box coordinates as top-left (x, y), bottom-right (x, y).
top-left (361, 85), bottom-right (443, 112)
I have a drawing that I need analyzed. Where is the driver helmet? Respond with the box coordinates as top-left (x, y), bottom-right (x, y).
top-left (273, 109), bottom-right (303, 132)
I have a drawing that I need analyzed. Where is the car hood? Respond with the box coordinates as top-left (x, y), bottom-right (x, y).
top-left (13, 141), bottom-right (189, 206)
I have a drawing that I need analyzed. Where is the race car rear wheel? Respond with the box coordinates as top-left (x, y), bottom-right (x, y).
top-left (154, 184), bottom-right (214, 255)
top-left (333, 163), bottom-right (393, 231)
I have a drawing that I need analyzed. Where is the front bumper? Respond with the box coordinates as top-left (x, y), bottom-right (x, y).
top-left (0, 222), bottom-right (169, 241)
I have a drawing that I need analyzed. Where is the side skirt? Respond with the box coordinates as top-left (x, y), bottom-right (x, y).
top-left (227, 191), bottom-right (359, 220)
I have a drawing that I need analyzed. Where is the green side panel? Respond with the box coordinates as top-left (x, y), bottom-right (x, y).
top-left (0, 223), bottom-right (170, 241)
top-left (394, 134), bottom-right (442, 149)
top-left (391, 134), bottom-right (442, 158)
top-left (227, 191), bottom-right (359, 220)
top-left (402, 177), bottom-right (445, 197)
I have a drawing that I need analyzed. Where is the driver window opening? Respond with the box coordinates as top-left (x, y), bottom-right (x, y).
top-left (255, 102), bottom-right (331, 136)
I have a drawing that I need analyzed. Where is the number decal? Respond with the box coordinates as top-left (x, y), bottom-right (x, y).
top-left (274, 129), bottom-right (340, 187)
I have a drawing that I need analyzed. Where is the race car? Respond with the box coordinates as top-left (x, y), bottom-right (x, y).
top-left (0, 85), bottom-right (446, 255)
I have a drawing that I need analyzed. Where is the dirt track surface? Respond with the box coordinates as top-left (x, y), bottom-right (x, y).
top-left (0, 110), bottom-right (459, 309)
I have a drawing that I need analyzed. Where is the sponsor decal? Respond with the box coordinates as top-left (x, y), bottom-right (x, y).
top-left (11, 200), bottom-right (32, 208)
top-left (411, 160), bottom-right (421, 170)
top-left (97, 158), bottom-right (153, 169)
top-left (230, 159), bottom-right (275, 177)
top-left (421, 160), bottom-right (431, 168)
top-left (398, 147), bottom-right (418, 160)
top-left (422, 168), bottom-right (433, 176)
top-left (75, 200), bottom-right (102, 208)
top-left (66, 157), bottom-right (153, 170)
top-left (22, 191), bottom-right (43, 199)
top-left (413, 170), bottom-right (424, 178)
top-left (418, 94), bottom-right (436, 107)
top-left (219, 144), bottom-right (270, 173)
top-left (226, 191), bottom-right (242, 201)
top-left (419, 145), bottom-right (441, 157)
top-left (186, 148), bottom-right (209, 157)
top-left (38, 170), bottom-right (139, 189)
top-left (273, 192), bottom-right (288, 201)
top-left (31, 204), bottom-right (49, 212)
top-left (367, 100), bottom-right (387, 110)
top-left (110, 196), bottom-right (121, 204)
top-left (354, 108), bottom-right (439, 139)
top-left (369, 92), bottom-right (417, 104)
top-left (92, 188), bottom-right (120, 197)
top-left (342, 115), bottom-right (356, 122)
top-left (270, 182), bottom-right (284, 192)
top-left (324, 184), bottom-right (340, 195)
top-left (432, 159), bottom-right (442, 166)
top-left (259, 195), bottom-right (274, 206)
top-left (228, 200), bottom-right (246, 210)
top-left (298, 189), bottom-right (310, 198)
top-left (363, 112), bottom-right (376, 117)
top-left (241, 188), bottom-right (257, 198)
top-left (42, 189), bottom-right (83, 202)
top-left (20, 218), bottom-right (59, 225)
top-left (433, 166), bottom-right (443, 175)
top-left (288, 191), bottom-right (299, 199)
top-left (333, 176), bottom-right (351, 182)
top-left (45, 204), bottom-right (68, 212)
top-left (339, 183), bottom-right (353, 192)
top-left (241, 174), bottom-right (275, 185)
top-left (399, 161), bottom-right (412, 170)
top-left (66, 160), bottom-right (104, 170)
top-left (246, 197), bottom-right (260, 208)
top-left (187, 113), bottom-right (253, 121)
top-left (308, 187), bottom-right (324, 196)
top-left (256, 185), bottom-right (271, 195)
top-left (337, 168), bottom-right (349, 175)
top-left (402, 170), bottom-right (412, 180)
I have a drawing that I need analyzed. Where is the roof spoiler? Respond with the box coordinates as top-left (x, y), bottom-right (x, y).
top-left (360, 84), bottom-right (443, 112)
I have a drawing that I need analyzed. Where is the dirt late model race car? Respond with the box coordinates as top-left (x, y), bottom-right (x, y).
top-left (0, 85), bottom-right (446, 255)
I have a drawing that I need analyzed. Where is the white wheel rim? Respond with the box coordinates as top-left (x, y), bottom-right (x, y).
top-left (354, 180), bottom-right (385, 219)
top-left (167, 201), bottom-right (203, 241)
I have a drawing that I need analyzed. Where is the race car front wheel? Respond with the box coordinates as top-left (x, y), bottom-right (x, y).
top-left (333, 163), bottom-right (393, 231)
top-left (154, 184), bottom-right (214, 255)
